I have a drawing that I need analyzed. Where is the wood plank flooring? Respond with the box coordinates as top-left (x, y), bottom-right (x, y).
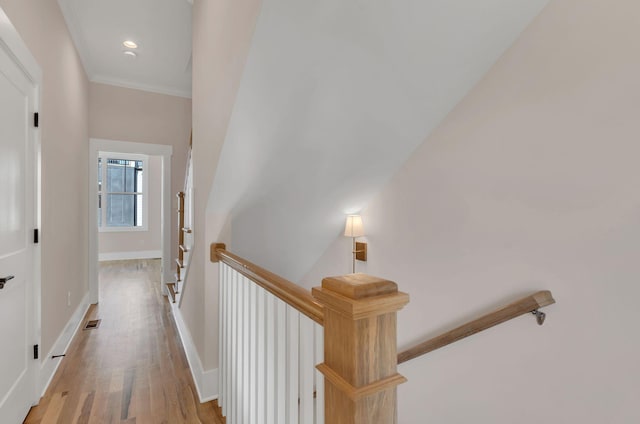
top-left (24, 259), bottom-right (223, 424)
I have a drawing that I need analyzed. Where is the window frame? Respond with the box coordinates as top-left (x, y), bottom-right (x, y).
top-left (98, 151), bottom-right (149, 233)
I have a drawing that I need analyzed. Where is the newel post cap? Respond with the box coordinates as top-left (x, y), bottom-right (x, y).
top-left (210, 243), bottom-right (226, 262)
top-left (312, 273), bottom-right (409, 319)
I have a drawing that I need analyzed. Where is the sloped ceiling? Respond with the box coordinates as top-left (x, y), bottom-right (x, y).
top-left (208, 0), bottom-right (550, 281)
top-left (58, 0), bottom-right (192, 97)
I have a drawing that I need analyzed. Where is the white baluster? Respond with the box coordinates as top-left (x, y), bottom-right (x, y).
top-left (286, 307), bottom-right (300, 424)
top-left (299, 316), bottom-right (315, 423)
top-left (236, 275), bottom-right (241, 424)
top-left (225, 265), bottom-right (233, 417)
top-left (219, 264), bottom-right (226, 414)
top-left (265, 293), bottom-right (276, 424)
top-left (234, 273), bottom-right (241, 424)
top-left (314, 323), bottom-right (324, 424)
top-left (242, 278), bottom-right (253, 423)
top-left (249, 283), bottom-right (258, 423)
top-left (256, 286), bottom-right (266, 422)
top-left (233, 270), bottom-right (241, 424)
top-left (275, 299), bottom-right (287, 423)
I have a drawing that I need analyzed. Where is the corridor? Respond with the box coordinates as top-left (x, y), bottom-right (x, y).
top-left (24, 260), bottom-right (222, 424)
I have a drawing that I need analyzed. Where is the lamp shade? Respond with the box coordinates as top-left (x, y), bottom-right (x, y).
top-left (344, 215), bottom-right (365, 237)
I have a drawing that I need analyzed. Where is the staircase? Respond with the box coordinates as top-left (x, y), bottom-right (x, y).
top-left (210, 243), bottom-right (556, 424)
top-left (167, 143), bottom-right (193, 303)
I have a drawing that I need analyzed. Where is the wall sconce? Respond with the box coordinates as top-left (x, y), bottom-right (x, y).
top-left (344, 215), bottom-right (367, 273)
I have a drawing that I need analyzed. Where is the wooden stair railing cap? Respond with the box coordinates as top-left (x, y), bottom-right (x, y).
top-left (322, 274), bottom-right (398, 299)
top-left (313, 274), bottom-right (409, 320)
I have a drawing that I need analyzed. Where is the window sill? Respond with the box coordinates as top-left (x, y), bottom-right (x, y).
top-left (98, 226), bottom-right (149, 233)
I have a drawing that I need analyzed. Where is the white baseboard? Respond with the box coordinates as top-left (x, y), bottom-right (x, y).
top-left (171, 303), bottom-right (218, 402)
top-left (98, 250), bottom-right (162, 262)
top-left (38, 291), bottom-right (91, 397)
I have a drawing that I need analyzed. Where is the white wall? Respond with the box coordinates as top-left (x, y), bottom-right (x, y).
top-left (301, 0), bottom-right (640, 422)
top-left (98, 155), bottom-right (162, 260)
top-left (186, 0), bottom-right (262, 372)
top-left (0, 0), bottom-right (90, 359)
top-left (209, 0), bottom-right (549, 283)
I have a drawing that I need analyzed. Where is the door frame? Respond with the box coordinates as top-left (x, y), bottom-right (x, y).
top-left (88, 139), bottom-right (173, 303)
top-left (0, 6), bottom-right (42, 406)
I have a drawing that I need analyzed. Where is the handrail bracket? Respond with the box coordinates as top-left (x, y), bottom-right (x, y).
top-left (532, 309), bottom-right (546, 325)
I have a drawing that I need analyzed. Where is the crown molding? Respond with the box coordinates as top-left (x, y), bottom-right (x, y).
top-left (91, 75), bottom-right (192, 99)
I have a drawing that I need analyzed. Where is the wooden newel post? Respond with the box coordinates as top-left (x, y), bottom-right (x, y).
top-left (312, 274), bottom-right (409, 424)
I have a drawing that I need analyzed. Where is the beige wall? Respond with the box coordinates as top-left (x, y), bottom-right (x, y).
top-left (0, 0), bottom-right (90, 357)
top-left (98, 155), bottom-right (162, 257)
top-left (89, 82), bottom-right (191, 265)
top-left (302, 0), bottom-right (640, 422)
top-left (186, 0), bottom-right (262, 371)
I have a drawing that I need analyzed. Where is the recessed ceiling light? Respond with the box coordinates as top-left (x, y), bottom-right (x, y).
top-left (123, 51), bottom-right (137, 58)
top-left (123, 40), bottom-right (138, 49)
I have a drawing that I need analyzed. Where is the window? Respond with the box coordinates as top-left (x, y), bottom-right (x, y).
top-left (97, 153), bottom-right (148, 231)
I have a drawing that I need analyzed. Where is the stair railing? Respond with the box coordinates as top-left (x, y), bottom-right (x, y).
top-left (397, 290), bottom-right (555, 364)
top-left (211, 242), bottom-right (555, 423)
top-left (166, 191), bottom-right (187, 303)
top-left (211, 243), bottom-right (409, 424)
top-left (167, 142), bottom-right (193, 304)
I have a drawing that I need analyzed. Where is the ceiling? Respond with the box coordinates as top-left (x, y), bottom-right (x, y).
top-left (58, 0), bottom-right (192, 98)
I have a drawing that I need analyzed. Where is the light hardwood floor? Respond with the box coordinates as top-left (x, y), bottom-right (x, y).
top-left (24, 259), bottom-right (222, 424)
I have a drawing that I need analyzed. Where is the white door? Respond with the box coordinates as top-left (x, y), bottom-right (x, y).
top-left (0, 19), bottom-right (38, 424)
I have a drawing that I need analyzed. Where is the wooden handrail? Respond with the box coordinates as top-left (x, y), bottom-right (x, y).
top-left (397, 290), bottom-right (555, 364)
top-left (213, 246), bottom-right (324, 325)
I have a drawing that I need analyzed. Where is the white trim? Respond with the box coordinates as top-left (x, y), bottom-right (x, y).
top-left (171, 304), bottom-right (219, 402)
top-left (38, 291), bottom-right (90, 397)
top-left (91, 75), bottom-right (192, 99)
top-left (99, 152), bottom-right (148, 161)
top-left (91, 139), bottom-right (173, 157)
top-left (98, 226), bottom-right (149, 233)
top-left (0, 10), bottom-right (43, 84)
top-left (89, 139), bottom-right (173, 304)
top-left (98, 250), bottom-right (162, 262)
